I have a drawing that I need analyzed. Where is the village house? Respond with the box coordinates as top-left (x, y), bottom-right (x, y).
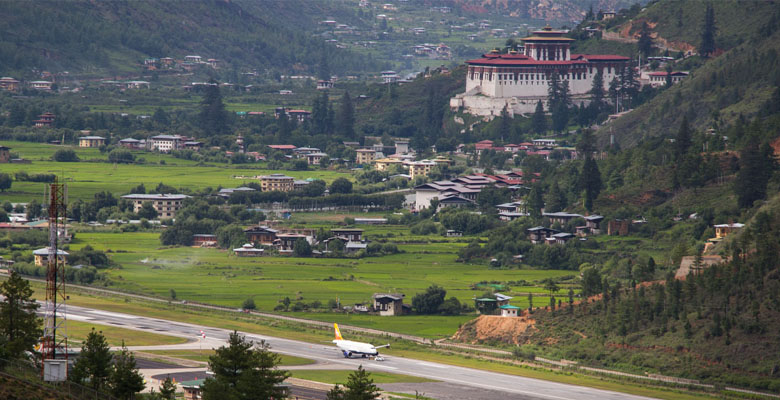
top-left (474, 293), bottom-right (513, 315)
top-left (78, 136), bottom-right (106, 148)
top-left (446, 229), bottom-right (463, 237)
top-left (233, 243), bottom-right (264, 257)
top-left (317, 80), bottom-right (334, 90)
top-left (244, 225), bottom-right (278, 245)
top-left (119, 138), bottom-right (145, 150)
top-left (527, 226), bottom-right (558, 244)
top-left (305, 152), bottom-right (328, 165)
top-left (407, 160), bottom-right (436, 180)
top-left (543, 212), bottom-right (583, 226)
top-left (646, 71), bottom-right (689, 88)
top-left (267, 144), bottom-right (297, 154)
top-left (34, 112), bottom-right (55, 128)
top-left (0, 145), bottom-right (11, 163)
top-left (355, 149), bottom-right (377, 165)
top-left (217, 187), bottom-right (255, 198)
top-left (274, 233), bottom-right (308, 253)
top-left (607, 219), bottom-right (630, 236)
top-left (331, 228), bottom-right (363, 242)
top-left (258, 173), bottom-right (294, 192)
top-left (0, 77), bottom-right (20, 91)
top-left (149, 135), bottom-right (184, 152)
top-left (184, 55), bottom-right (202, 63)
top-left (121, 194), bottom-right (189, 218)
top-left (33, 248), bottom-right (68, 267)
top-left (547, 232), bottom-right (575, 245)
top-left (374, 157), bottom-right (403, 171)
top-left (381, 70), bottom-right (400, 84)
top-left (30, 80), bottom-right (53, 90)
top-left (372, 293), bottom-right (406, 316)
top-left (192, 234), bottom-right (217, 247)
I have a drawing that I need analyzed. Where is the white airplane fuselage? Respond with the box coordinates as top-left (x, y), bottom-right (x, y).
top-left (333, 339), bottom-right (379, 357)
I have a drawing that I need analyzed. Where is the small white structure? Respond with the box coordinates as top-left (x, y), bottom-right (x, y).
top-left (43, 359), bottom-right (68, 382)
top-left (500, 304), bottom-right (520, 317)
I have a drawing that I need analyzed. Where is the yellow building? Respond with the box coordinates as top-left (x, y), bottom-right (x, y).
top-left (355, 149), bottom-right (377, 165)
top-left (258, 173), bottom-right (295, 192)
top-left (79, 136), bottom-right (106, 148)
top-left (374, 157), bottom-right (402, 171)
top-left (433, 156), bottom-right (453, 167)
top-left (120, 194), bottom-right (190, 218)
top-left (408, 160), bottom-right (436, 180)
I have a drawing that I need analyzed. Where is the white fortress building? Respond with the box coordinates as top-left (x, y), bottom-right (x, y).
top-left (450, 26), bottom-right (630, 117)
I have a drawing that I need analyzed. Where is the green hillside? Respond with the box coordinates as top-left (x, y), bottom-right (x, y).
top-left (601, 0), bottom-right (780, 148)
top-left (0, 0), bottom-right (383, 78)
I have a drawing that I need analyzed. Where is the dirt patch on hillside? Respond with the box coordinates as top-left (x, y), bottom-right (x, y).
top-left (452, 315), bottom-right (536, 345)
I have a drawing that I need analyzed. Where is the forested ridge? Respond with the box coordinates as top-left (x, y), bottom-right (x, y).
top-left (0, 0), bottom-right (385, 78)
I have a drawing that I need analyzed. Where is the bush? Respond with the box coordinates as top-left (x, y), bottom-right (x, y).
top-left (242, 298), bottom-right (256, 310)
top-left (108, 148), bottom-right (135, 164)
top-left (52, 149), bottom-right (79, 162)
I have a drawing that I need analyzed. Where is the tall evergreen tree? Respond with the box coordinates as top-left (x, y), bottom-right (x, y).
top-left (589, 68), bottom-right (606, 114)
top-left (337, 91), bottom-right (355, 138)
top-left (199, 82), bottom-right (228, 135)
top-left (527, 183), bottom-right (544, 219)
top-left (109, 343), bottom-right (145, 400)
top-left (326, 366), bottom-right (380, 400)
top-left (0, 271), bottom-right (41, 358)
top-left (675, 116), bottom-right (692, 159)
top-left (531, 100), bottom-right (547, 134)
top-left (580, 157), bottom-right (603, 211)
top-left (70, 329), bottom-right (113, 391)
top-left (637, 22), bottom-right (655, 58)
top-left (700, 3), bottom-right (717, 58)
top-left (544, 182), bottom-right (566, 213)
top-left (735, 142), bottom-right (776, 208)
top-left (498, 105), bottom-right (511, 141)
top-left (202, 331), bottom-right (290, 400)
top-left (158, 376), bottom-right (177, 400)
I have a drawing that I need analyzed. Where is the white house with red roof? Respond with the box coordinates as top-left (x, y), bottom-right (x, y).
top-left (450, 26), bottom-right (630, 117)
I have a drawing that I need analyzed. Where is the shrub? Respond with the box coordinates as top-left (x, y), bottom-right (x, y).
top-left (52, 149), bottom-right (79, 162)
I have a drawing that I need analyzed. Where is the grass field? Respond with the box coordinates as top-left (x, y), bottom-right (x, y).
top-left (64, 230), bottom-right (574, 338)
top-left (291, 369), bottom-right (436, 384)
top-left (0, 141), bottom-right (350, 201)
top-left (68, 320), bottom-right (188, 347)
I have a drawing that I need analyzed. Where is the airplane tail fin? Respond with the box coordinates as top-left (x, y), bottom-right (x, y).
top-left (334, 323), bottom-right (343, 341)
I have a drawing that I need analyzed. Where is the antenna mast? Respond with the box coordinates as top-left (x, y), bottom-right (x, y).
top-left (41, 178), bottom-right (68, 378)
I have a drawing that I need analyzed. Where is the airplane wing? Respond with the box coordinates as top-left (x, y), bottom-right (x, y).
top-left (374, 344), bottom-right (390, 349)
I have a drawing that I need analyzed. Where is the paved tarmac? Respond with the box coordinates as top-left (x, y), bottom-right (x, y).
top-left (67, 304), bottom-right (656, 400)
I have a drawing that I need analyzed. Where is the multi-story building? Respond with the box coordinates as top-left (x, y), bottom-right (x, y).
top-left (407, 160), bottom-right (436, 180)
top-left (258, 174), bottom-right (295, 192)
top-left (34, 112), bottom-right (55, 128)
top-left (149, 135), bottom-right (183, 152)
top-left (121, 194), bottom-right (190, 218)
top-left (450, 26), bottom-right (629, 116)
top-left (355, 149), bottom-right (377, 165)
top-left (79, 136), bottom-right (106, 148)
top-left (30, 80), bottom-right (53, 90)
top-left (0, 77), bottom-right (20, 91)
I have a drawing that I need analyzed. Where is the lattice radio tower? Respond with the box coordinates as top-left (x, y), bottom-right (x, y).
top-left (41, 178), bottom-right (68, 376)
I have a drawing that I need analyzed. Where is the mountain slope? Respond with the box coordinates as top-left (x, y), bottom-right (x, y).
top-left (601, 0), bottom-right (780, 148)
top-left (0, 0), bottom-right (383, 78)
top-left (422, 0), bottom-right (647, 23)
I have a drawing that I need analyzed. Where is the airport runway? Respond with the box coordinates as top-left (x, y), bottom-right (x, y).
top-left (66, 304), bottom-right (655, 400)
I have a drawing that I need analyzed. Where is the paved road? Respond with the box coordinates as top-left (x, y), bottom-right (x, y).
top-left (66, 304), bottom-right (656, 400)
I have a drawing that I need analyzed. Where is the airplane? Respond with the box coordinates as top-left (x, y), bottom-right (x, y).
top-left (332, 323), bottom-right (389, 359)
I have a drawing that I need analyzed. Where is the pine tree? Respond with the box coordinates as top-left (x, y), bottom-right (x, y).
top-left (735, 141), bottom-right (776, 208)
top-left (159, 376), bottom-right (177, 400)
top-left (531, 100), bottom-right (547, 134)
top-left (700, 3), bottom-right (716, 58)
top-left (337, 91), bottom-right (355, 138)
top-left (544, 182), bottom-right (565, 213)
top-left (199, 81), bottom-right (228, 135)
top-left (202, 331), bottom-right (290, 400)
top-left (637, 22), bottom-right (654, 58)
top-left (580, 157), bottom-right (602, 212)
top-left (498, 105), bottom-right (511, 141)
top-left (0, 271), bottom-right (41, 358)
top-left (327, 366), bottom-right (380, 400)
top-left (110, 342), bottom-right (145, 400)
top-left (71, 329), bottom-right (113, 391)
top-left (675, 116), bottom-right (692, 159)
top-left (527, 184), bottom-right (544, 218)
top-left (589, 68), bottom-right (606, 114)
